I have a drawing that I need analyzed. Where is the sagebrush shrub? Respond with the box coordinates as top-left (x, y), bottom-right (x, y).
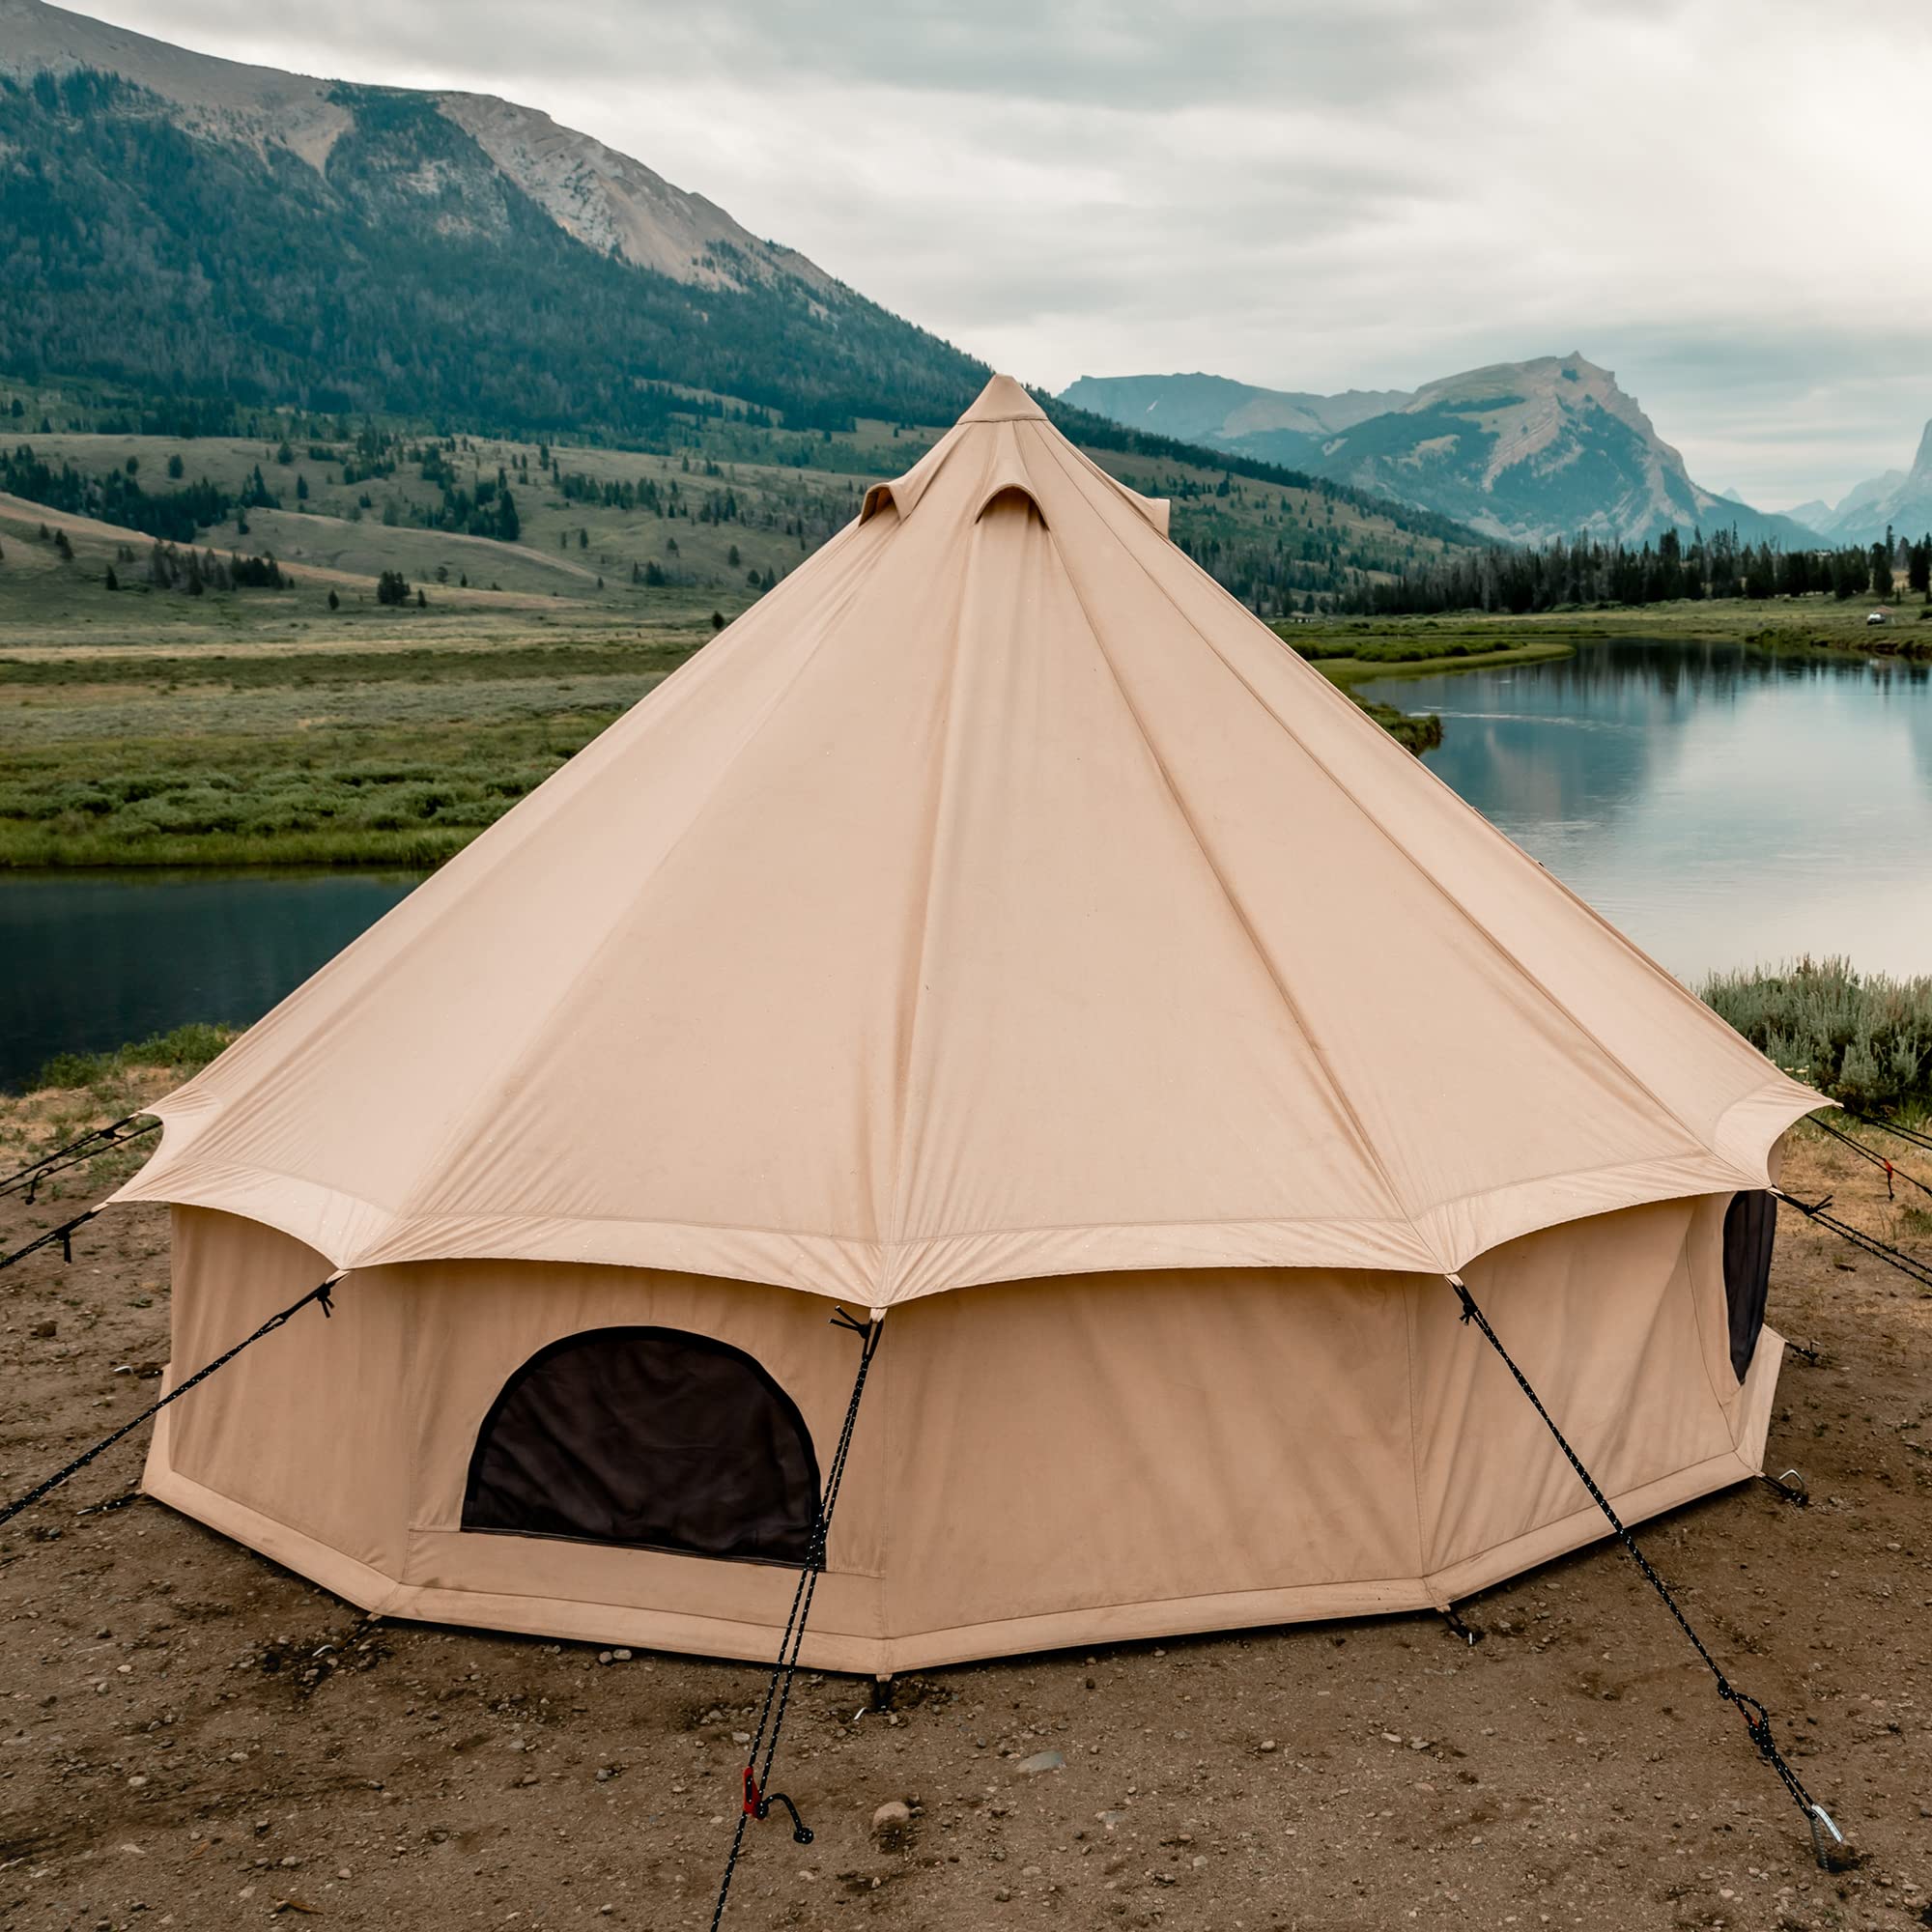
top-left (1702, 957), bottom-right (1932, 1111)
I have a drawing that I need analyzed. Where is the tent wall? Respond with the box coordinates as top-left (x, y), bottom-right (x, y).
top-left (146, 1195), bottom-right (1779, 1673)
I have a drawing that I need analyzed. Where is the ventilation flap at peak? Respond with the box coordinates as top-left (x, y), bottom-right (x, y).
top-left (860, 432), bottom-right (957, 526)
top-left (975, 481), bottom-right (1049, 529)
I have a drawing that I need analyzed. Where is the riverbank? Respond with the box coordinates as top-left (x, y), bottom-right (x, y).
top-left (1, 1069), bottom-right (1926, 1929)
top-left (1281, 592), bottom-right (1932, 668)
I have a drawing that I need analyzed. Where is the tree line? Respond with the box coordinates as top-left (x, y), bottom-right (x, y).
top-left (0, 442), bottom-right (238, 544)
top-left (1344, 526), bottom-right (1932, 616)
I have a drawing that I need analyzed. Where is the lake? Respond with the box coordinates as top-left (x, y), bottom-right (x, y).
top-left (0, 868), bottom-right (422, 1090)
top-left (1370, 636), bottom-right (1932, 982)
top-left (2, 637), bottom-right (1929, 1089)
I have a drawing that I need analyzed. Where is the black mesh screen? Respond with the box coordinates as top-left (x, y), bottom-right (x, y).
top-left (462, 1327), bottom-right (820, 1564)
top-left (1721, 1190), bottom-right (1777, 1382)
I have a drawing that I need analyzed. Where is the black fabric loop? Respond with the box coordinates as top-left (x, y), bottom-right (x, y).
top-left (0, 1208), bottom-right (99, 1275)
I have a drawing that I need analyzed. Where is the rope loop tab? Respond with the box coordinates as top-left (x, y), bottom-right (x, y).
top-left (2, 1206), bottom-right (102, 1276)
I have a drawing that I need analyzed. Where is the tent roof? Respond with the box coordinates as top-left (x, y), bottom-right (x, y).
top-left (118, 375), bottom-right (1818, 1301)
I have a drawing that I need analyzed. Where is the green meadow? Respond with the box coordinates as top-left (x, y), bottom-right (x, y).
top-left (4, 411), bottom-right (1919, 868)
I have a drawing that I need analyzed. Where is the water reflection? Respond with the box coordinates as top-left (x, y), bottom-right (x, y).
top-left (1370, 639), bottom-right (1932, 982)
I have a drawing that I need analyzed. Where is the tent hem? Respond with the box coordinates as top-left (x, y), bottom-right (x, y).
top-left (139, 1335), bottom-right (1781, 1676)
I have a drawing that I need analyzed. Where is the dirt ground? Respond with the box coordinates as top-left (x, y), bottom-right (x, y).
top-left (1, 1108), bottom-right (1927, 1932)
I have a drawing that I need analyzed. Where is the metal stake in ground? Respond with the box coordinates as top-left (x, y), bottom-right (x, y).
top-left (1446, 1273), bottom-right (1848, 1868)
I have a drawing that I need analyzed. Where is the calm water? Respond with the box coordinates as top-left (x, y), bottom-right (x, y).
top-left (1370, 638), bottom-right (1932, 982)
top-left (2, 639), bottom-right (1929, 1088)
top-left (0, 869), bottom-right (422, 1090)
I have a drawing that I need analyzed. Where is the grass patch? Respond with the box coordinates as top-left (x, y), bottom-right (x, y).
top-left (1350, 696), bottom-right (1442, 753)
top-left (1314, 642), bottom-right (1575, 687)
top-left (1277, 596), bottom-right (1932, 662)
top-left (29, 1021), bottom-right (234, 1094)
top-left (1, 1021), bottom-right (239, 1194)
top-left (0, 717), bottom-right (606, 867)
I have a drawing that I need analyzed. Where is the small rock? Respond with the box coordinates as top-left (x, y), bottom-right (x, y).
top-left (871, 1800), bottom-right (912, 1850)
top-left (596, 1651), bottom-right (612, 1665)
top-left (611, 1648), bottom-right (632, 1661)
top-left (1015, 1749), bottom-right (1065, 1776)
top-left (30, 1320), bottom-right (56, 1338)
top-left (1258, 1739), bottom-right (1277, 1754)
top-left (127, 1774), bottom-right (147, 1788)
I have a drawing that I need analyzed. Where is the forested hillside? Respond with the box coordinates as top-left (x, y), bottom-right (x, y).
top-left (0, 68), bottom-right (986, 435)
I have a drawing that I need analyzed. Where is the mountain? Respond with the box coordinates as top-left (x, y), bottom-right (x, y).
top-left (1064, 355), bottom-right (1821, 549)
top-left (1788, 425), bottom-right (1932, 543)
top-left (1059, 372), bottom-right (1410, 446)
top-left (0, 0), bottom-right (985, 431)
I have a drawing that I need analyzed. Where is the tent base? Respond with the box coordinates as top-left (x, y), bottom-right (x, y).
top-left (141, 1331), bottom-right (1783, 1674)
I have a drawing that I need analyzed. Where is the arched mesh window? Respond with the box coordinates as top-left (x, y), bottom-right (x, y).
top-left (462, 1327), bottom-right (820, 1564)
top-left (1721, 1190), bottom-right (1776, 1382)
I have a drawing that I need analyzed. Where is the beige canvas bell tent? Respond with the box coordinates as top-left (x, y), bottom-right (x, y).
top-left (118, 375), bottom-right (1818, 1673)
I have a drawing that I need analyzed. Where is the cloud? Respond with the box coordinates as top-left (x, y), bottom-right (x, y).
top-left (78, 0), bottom-right (1932, 508)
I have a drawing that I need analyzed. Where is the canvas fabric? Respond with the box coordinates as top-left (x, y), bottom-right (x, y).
top-left (146, 1196), bottom-right (1779, 1672)
top-left (115, 376), bottom-right (1819, 1302)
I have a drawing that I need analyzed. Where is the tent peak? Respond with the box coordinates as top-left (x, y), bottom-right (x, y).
top-left (960, 374), bottom-right (1046, 425)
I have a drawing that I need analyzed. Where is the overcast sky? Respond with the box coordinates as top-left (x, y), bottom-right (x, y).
top-left (87, 0), bottom-right (1932, 509)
